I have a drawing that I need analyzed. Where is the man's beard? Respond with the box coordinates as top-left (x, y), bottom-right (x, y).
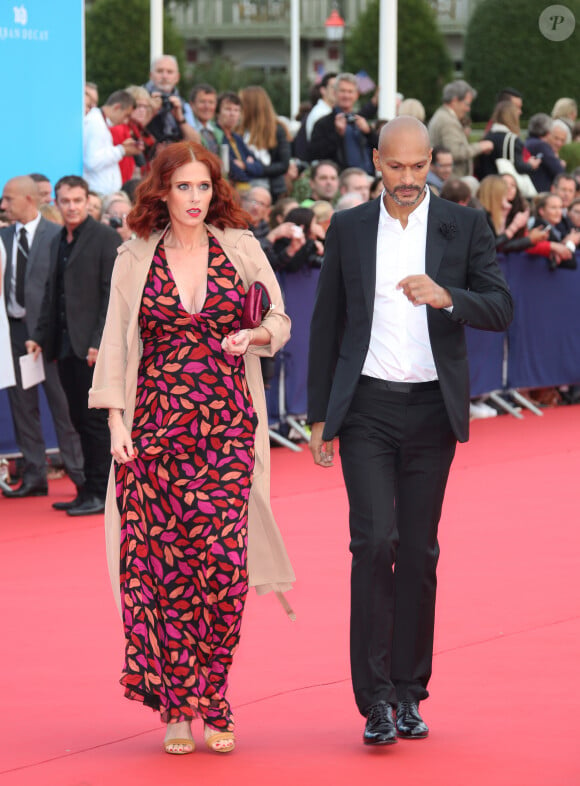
top-left (385, 184), bottom-right (424, 207)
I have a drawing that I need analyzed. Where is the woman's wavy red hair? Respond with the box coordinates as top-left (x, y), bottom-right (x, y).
top-left (127, 141), bottom-right (251, 238)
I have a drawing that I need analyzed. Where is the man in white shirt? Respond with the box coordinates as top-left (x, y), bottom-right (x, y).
top-left (308, 117), bottom-right (513, 746)
top-left (83, 90), bottom-right (141, 196)
top-left (305, 72), bottom-right (337, 141)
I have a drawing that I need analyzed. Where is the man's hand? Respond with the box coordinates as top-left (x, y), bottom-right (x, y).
top-left (397, 275), bottom-right (452, 309)
top-left (87, 347), bottom-right (98, 367)
top-left (309, 422), bottom-right (335, 467)
top-left (25, 340), bottom-right (42, 360)
top-left (479, 140), bottom-right (494, 154)
top-left (121, 138), bottom-right (142, 157)
top-left (354, 115), bottom-right (371, 134)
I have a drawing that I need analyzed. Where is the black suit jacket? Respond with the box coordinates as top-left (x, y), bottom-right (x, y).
top-left (307, 195), bottom-right (514, 443)
top-left (33, 216), bottom-right (121, 361)
top-left (1, 217), bottom-right (61, 336)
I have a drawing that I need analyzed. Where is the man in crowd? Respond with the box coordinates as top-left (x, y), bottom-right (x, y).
top-left (426, 145), bottom-right (453, 194)
top-left (339, 167), bottom-right (371, 202)
top-left (305, 72), bottom-right (337, 141)
top-left (144, 54), bottom-right (199, 146)
top-left (308, 73), bottom-right (377, 175)
top-left (29, 174), bottom-right (53, 205)
top-left (1, 176), bottom-right (84, 500)
top-left (525, 114), bottom-right (566, 192)
top-left (308, 116), bottom-right (513, 747)
top-left (84, 82), bottom-right (99, 115)
top-left (26, 176), bottom-right (121, 516)
top-left (306, 160), bottom-right (340, 204)
top-left (189, 83), bottom-right (223, 154)
top-left (83, 90), bottom-right (141, 196)
top-left (428, 80), bottom-right (493, 176)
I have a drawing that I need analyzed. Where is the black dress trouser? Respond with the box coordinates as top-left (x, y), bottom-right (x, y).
top-left (57, 355), bottom-right (109, 499)
top-left (338, 376), bottom-right (457, 715)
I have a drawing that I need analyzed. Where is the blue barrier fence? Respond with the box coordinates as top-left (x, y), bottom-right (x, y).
top-left (2, 251), bottom-right (580, 456)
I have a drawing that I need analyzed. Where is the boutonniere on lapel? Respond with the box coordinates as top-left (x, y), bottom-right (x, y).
top-left (439, 220), bottom-right (457, 240)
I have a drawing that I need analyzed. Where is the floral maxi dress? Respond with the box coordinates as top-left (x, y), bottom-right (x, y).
top-left (115, 235), bottom-right (257, 732)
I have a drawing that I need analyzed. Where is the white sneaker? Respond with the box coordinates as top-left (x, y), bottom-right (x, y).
top-left (470, 401), bottom-right (498, 419)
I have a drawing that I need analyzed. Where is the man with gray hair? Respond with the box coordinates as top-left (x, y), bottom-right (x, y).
top-left (308, 73), bottom-right (377, 175)
top-left (428, 80), bottom-right (493, 177)
top-left (144, 54), bottom-right (199, 145)
top-left (525, 113), bottom-right (566, 191)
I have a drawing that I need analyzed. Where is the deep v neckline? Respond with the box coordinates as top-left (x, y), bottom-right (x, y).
top-left (162, 237), bottom-right (211, 316)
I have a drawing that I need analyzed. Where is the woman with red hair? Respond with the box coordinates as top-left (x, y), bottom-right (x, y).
top-left (89, 142), bottom-right (294, 755)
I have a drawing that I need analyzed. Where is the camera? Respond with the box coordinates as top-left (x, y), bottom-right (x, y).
top-left (344, 112), bottom-right (357, 124)
top-left (108, 216), bottom-right (123, 229)
top-left (146, 92), bottom-right (183, 144)
top-left (290, 158), bottom-right (309, 175)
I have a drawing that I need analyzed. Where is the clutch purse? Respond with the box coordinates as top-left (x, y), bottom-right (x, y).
top-left (241, 281), bottom-right (273, 329)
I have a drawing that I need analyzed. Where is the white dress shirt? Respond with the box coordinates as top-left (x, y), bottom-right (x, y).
top-left (306, 98), bottom-right (333, 141)
top-left (6, 212), bottom-right (41, 319)
top-left (362, 188), bottom-right (438, 382)
top-left (83, 107), bottom-right (123, 195)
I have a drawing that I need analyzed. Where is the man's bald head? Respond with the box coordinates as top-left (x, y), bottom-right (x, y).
top-left (378, 116), bottom-right (431, 157)
top-left (1, 175), bottom-right (40, 223)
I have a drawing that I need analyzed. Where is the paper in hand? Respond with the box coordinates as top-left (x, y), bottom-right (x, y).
top-left (19, 353), bottom-right (45, 390)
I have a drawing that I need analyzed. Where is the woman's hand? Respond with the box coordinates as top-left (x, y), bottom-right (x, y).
top-left (109, 412), bottom-right (136, 464)
top-left (221, 329), bottom-right (254, 356)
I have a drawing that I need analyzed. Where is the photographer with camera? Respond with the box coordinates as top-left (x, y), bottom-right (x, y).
top-left (101, 192), bottom-right (133, 242)
top-left (308, 73), bottom-right (377, 175)
top-left (83, 90), bottom-right (143, 196)
top-left (144, 55), bottom-right (199, 147)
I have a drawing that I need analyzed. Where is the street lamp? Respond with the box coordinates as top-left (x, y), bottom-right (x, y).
top-left (325, 7), bottom-right (345, 42)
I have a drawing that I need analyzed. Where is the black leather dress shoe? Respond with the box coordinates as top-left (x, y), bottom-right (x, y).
top-left (2, 481), bottom-right (48, 498)
top-left (396, 700), bottom-right (429, 739)
top-left (52, 488), bottom-right (85, 511)
top-left (363, 701), bottom-right (397, 746)
top-left (66, 495), bottom-right (105, 517)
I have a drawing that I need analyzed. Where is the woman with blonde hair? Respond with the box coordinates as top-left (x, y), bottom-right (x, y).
top-left (476, 100), bottom-right (541, 181)
top-left (396, 98), bottom-right (426, 123)
top-left (239, 86), bottom-right (291, 201)
top-left (551, 97), bottom-right (577, 134)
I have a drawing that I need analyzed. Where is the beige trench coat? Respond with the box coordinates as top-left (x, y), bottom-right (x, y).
top-left (89, 224), bottom-right (295, 617)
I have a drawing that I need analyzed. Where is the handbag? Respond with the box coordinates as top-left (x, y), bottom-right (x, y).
top-left (495, 133), bottom-right (537, 199)
top-left (241, 281), bottom-right (273, 329)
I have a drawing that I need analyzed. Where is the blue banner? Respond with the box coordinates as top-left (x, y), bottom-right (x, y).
top-left (0, 1), bottom-right (84, 188)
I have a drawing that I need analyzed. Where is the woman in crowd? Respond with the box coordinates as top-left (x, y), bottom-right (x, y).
top-left (529, 192), bottom-right (580, 268)
top-left (89, 141), bottom-right (294, 756)
top-left (239, 86), bottom-right (291, 202)
top-left (271, 207), bottom-right (325, 420)
top-left (110, 86), bottom-right (157, 183)
top-left (478, 175), bottom-right (550, 254)
top-left (476, 100), bottom-right (541, 181)
top-left (551, 97), bottom-right (577, 134)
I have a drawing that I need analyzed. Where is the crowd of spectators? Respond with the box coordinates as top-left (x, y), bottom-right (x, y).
top-left (3, 59), bottom-right (580, 497)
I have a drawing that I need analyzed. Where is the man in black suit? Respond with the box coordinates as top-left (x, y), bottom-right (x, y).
top-left (307, 117), bottom-right (513, 746)
top-left (27, 176), bottom-right (120, 516)
top-left (1, 176), bottom-right (84, 499)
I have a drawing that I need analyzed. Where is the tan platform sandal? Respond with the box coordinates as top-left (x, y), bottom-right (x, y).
top-left (204, 725), bottom-right (235, 753)
top-left (163, 738), bottom-right (195, 755)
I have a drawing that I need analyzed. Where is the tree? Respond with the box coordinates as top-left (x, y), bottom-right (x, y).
top-left (464, 0), bottom-right (580, 122)
top-left (344, 0), bottom-right (453, 118)
top-left (85, 0), bottom-right (185, 101)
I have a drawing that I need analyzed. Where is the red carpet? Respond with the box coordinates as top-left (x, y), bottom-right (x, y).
top-left (0, 407), bottom-right (579, 785)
